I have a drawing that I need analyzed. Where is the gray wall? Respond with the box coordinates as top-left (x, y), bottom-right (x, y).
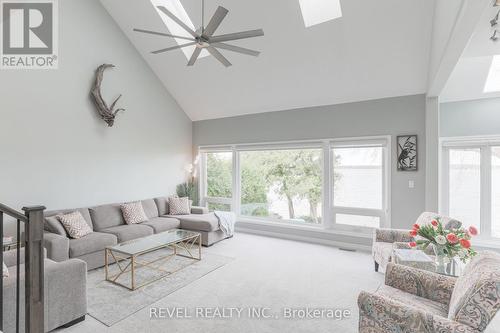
top-left (0, 0), bottom-right (192, 229)
top-left (193, 94), bottom-right (427, 229)
top-left (441, 98), bottom-right (500, 137)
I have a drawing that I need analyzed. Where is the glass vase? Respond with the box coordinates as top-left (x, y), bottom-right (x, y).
top-left (432, 243), bottom-right (451, 274)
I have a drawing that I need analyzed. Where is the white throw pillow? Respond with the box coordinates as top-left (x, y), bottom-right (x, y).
top-left (3, 262), bottom-right (8, 278)
top-left (57, 211), bottom-right (93, 239)
top-left (168, 197), bottom-right (190, 215)
top-left (121, 201), bottom-right (148, 224)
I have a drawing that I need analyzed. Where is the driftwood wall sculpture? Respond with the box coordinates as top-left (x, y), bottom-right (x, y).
top-left (90, 64), bottom-right (125, 127)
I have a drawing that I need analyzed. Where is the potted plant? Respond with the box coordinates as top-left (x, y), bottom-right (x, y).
top-left (177, 156), bottom-right (200, 206)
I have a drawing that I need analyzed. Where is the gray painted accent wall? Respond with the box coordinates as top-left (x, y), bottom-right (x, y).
top-left (0, 0), bottom-right (192, 232)
top-left (193, 94), bottom-right (427, 230)
top-left (441, 98), bottom-right (500, 137)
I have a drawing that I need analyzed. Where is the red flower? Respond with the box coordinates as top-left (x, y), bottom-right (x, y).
top-left (446, 233), bottom-right (458, 244)
top-left (459, 238), bottom-right (471, 249)
top-left (413, 223), bottom-right (420, 230)
top-left (468, 226), bottom-right (478, 236)
top-left (431, 220), bottom-right (439, 227)
top-left (409, 229), bottom-right (418, 237)
top-left (408, 241), bottom-right (417, 248)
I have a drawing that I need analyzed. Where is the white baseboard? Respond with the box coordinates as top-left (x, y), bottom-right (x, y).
top-left (236, 226), bottom-right (372, 252)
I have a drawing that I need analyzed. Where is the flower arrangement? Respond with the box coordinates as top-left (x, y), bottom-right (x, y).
top-left (408, 218), bottom-right (478, 263)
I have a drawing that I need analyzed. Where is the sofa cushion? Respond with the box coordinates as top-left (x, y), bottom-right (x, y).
top-left (165, 213), bottom-right (219, 232)
top-left (69, 232), bottom-right (117, 258)
top-left (142, 199), bottom-right (159, 219)
top-left (45, 208), bottom-right (94, 235)
top-left (121, 201), bottom-right (148, 225)
top-left (448, 251), bottom-right (500, 331)
top-left (57, 211), bottom-right (93, 239)
top-left (142, 217), bottom-right (180, 233)
top-left (89, 204), bottom-right (125, 231)
top-left (99, 224), bottom-right (153, 243)
top-left (376, 284), bottom-right (448, 317)
top-left (44, 216), bottom-right (68, 236)
top-left (154, 197), bottom-right (168, 215)
top-left (168, 197), bottom-right (190, 215)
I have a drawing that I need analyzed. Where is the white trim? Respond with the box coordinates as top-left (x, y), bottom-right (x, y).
top-left (205, 197), bottom-right (232, 204)
top-left (236, 226), bottom-right (372, 252)
top-left (199, 135), bottom-right (391, 151)
top-left (441, 135), bottom-right (500, 147)
top-left (322, 140), bottom-right (333, 229)
top-left (482, 146), bottom-right (492, 236)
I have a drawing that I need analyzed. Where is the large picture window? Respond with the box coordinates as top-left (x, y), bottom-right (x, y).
top-left (240, 149), bottom-right (323, 224)
top-left (442, 137), bottom-right (500, 239)
top-left (199, 136), bottom-right (390, 230)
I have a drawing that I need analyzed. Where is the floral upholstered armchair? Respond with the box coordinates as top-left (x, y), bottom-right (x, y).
top-left (372, 228), bottom-right (413, 272)
top-left (372, 212), bottom-right (462, 272)
top-left (358, 251), bottom-right (500, 333)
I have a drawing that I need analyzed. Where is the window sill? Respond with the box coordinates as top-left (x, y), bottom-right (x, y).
top-left (237, 217), bottom-right (373, 239)
top-left (473, 237), bottom-right (500, 250)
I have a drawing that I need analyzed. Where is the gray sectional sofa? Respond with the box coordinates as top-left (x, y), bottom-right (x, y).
top-left (3, 248), bottom-right (87, 333)
top-left (43, 197), bottom-right (230, 270)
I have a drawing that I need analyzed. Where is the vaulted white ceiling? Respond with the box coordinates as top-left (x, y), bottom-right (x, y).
top-left (441, 5), bottom-right (500, 102)
top-left (100, 0), bottom-right (435, 120)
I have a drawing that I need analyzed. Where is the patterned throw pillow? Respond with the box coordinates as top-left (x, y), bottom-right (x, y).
top-left (121, 201), bottom-right (148, 224)
top-left (56, 211), bottom-right (93, 239)
top-left (168, 197), bottom-right (190, 215)
top-left (3, 262), bottom-right (8, 278)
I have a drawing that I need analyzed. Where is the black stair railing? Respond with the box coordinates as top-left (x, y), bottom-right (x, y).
top-left (0, 204), bottom-right (45, 333)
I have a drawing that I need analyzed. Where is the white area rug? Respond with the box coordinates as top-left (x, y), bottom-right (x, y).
top-left (87, 250), bottom-right (232, 326)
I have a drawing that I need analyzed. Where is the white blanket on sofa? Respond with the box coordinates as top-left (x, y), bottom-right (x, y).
top-left (214, 211), bottom-right (236, 236)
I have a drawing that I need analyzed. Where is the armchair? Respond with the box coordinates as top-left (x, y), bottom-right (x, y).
top-left (358, 251), bottom-right (500, 332)
top-left (372, 212), bottom-right (463, 272)
top-left (372, 228), bottom-right (413, 272)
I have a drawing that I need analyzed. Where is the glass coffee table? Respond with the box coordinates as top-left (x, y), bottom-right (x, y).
top-left (105, 229), bottom-right (201, 290)
top-left (393, 249), bottom-right (464, 277)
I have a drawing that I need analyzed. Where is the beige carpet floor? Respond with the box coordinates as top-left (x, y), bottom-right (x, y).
top-left (55, 232), bottom-right (500, 333)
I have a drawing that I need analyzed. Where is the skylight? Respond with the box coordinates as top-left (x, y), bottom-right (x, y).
top-left (149, 0), bottom-right (208, 60)
top-left (484, 55), bottom-right (500, 93)
top-left (298, 0), bottom-right (342, 28)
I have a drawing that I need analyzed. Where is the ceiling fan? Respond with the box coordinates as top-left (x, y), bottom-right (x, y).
top-left (134, 0), bottom-right (264, 67)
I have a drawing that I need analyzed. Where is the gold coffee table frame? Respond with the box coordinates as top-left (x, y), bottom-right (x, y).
top-left (105, 231), bottom-right (201, 290)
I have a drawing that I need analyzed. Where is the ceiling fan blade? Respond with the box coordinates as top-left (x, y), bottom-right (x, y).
top-left (212, 43), bottom-right (260, 57)
top-left (151, 42), bottom-right (197, 54)
top-left (209, 29), bottom-right (264, 43)
top-left (207, 46), bottom-right (232, 67)
top-left (203, 6), bottom-right (229, 37)
top-left (133, 28), bottom-right (195, 42)
top-left (157, 6), bottom-right (198, 38)
top-left (187, 47), bottom-right (202, 66)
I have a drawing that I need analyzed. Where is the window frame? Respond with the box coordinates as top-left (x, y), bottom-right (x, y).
top-left (198, 135), bottom-right (391, 232)
top-left (199, 147), bottom-right (235, 211)
top-left (329, 138), bottom-right (391, 230)
top-left (440, 135), bottom-right (500, 240)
